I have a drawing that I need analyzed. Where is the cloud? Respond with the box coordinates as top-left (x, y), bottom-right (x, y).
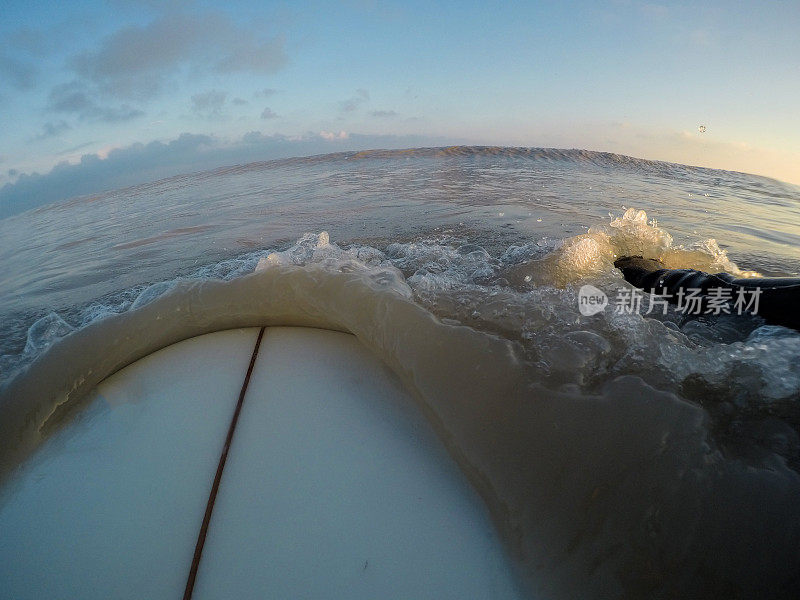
top-left (47, 81), bottom-right (145, 122)
top-left (339, 89), bottom-right (369, 112)
top-left (32, 121), bottom-right (72, 141)
top-left (0, 130), bottom-right (455, 218)
top-left (232, 97), bottom-right (248, 106)
top-left (260, 107), bottom-right (278, 119)
top-left (255, 88), bottom-right (278, 98)
top-left (370, 110), bottom-right (397, 118)
top-left (48, 81), bottom-right (94, 113)
top-left (191, 90), bottom-right (227, 115)
top-left (0, 53), bottom-right (37, 90)
top-left (57, 141), bottom-right (97, 155)
top-left (320, 130), bottom-right (348, 140)
top-left (71, 12), bottom-right (287, 100)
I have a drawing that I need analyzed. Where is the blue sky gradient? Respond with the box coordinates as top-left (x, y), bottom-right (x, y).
top-left (1, 0), bottom-right (798, 215)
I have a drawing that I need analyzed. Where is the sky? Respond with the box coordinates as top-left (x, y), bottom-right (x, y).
top-left (1, 0), bottom-right (799, 216)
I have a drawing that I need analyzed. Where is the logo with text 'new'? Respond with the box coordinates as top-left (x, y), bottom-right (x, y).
top-left (578, 285), bottom-right (609, 316)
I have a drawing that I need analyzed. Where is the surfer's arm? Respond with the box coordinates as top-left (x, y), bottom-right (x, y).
top-left (614, 256), bottom-right (800, 331)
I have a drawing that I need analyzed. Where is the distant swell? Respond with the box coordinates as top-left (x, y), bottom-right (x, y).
top-left (203, 145), bottom-right (777, 187)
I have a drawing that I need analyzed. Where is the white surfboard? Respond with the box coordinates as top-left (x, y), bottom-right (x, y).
top-left (0, 327), bottom-right (528, 599)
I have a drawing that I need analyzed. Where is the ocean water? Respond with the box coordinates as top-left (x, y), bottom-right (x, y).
top-left (1, 146), bottom-right (800, 598)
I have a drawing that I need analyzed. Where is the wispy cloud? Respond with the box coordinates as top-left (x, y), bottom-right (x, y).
top-left (32, 121), bottom-right (72, 141)
top-left (320, 130), bottom-right (348, 140)
top-left (255, 88), bottom-right (278, 98)
top-left (191, 90), bottom-right (227, 116)
top-left (47, 81), bottom-right (144, 122)
top-left (70, 12), bottom-right (287, 100)
top-left (56, 141), bottom-right (97, 155)
top-left (339, 89), bottom-right (369, 112)
top-left (261, 107), bottom-right (279, 119)
top-left (370, 110), bottom-right (397, 118)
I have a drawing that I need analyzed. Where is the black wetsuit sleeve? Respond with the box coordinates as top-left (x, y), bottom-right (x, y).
top-left (615, 257), bottom-right (800, 331)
